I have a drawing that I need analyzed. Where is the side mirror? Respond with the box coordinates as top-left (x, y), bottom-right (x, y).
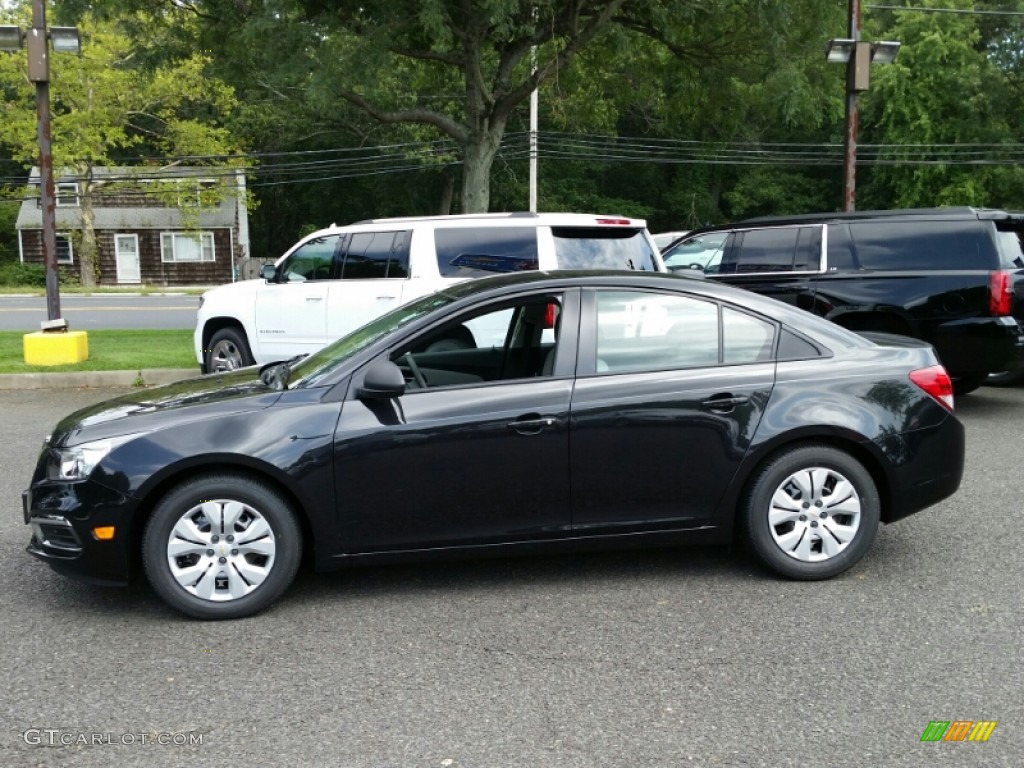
top-left (358, 360), bottom-right (406, 399)
top-left (260, 264), bottom-right (278, 281)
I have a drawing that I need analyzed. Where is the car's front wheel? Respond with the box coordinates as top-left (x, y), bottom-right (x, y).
top-left (205, 327), bottom-right (254, 372)
top-left (742, 445), bottom-right (880, 580)
top-left (142, 474), bottom-right (302, 619)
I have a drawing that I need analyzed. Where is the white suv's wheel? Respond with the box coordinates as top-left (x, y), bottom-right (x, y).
top-left (205, 327), bottom-right (254, 372)
top-left (143, 475), bottom-right (301, 619)
top-left (743, 445), bottom-right (879, 580)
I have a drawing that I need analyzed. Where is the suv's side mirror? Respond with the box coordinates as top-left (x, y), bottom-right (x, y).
top-left (260, 264), bottom-right (278, 281)
top-left (358, 360), bottom-right (406, 399)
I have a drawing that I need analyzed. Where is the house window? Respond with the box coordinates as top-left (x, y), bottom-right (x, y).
top-left (56, 183), bottom-right (78, 207)
top-left (56, 233), bottom-right (73, 264)
top-left (161, 232), bottom-right (215, 263)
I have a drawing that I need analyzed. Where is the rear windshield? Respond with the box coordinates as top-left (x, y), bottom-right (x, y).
top-left (995, 223), bottom-right (1024, 269)
top-left (553, 227), bottom-right (659, 271)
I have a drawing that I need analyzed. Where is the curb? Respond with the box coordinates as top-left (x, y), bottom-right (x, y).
top-left (0, 368), bottom-right (199, 390)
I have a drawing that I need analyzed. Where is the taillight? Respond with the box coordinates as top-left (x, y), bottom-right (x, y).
top-left (989, 270), bottom-right (1012, 316)
top-left (543, 303), bottom-right (557, 329)
top-left (909, 365), bottom-right (954, 412)
top-left (595, 218), bottom-right (632, 226)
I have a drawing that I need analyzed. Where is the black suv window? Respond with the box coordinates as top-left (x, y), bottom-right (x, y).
top-left (722, 226), bottom-right (821, 274)
top-left (435, 227), bottom-right (539, 277)
top-left (848, 220), bottom-right (992, 270)
top-left (341, 230), bottom-right (410, 279)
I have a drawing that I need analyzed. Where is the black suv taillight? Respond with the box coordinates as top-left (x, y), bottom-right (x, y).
top-left (989, 270), bottom-right (1012, 316)
top-left (909, 365), bottom-right (954, 412)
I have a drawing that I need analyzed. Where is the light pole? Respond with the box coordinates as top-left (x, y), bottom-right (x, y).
top-left (826, 0), bottom-right (899, 211)
top-left (0, 0), bottom-right (80, 325)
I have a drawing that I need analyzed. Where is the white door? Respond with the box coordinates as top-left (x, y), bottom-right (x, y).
top-left (114, 234), bottom-right (141, 284)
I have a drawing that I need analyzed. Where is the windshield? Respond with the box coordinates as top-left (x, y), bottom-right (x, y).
top-left (288, 291), bottom-right (455, 387)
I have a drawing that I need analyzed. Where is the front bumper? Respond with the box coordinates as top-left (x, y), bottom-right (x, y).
top-left (23, 479), bottom-right (140, 586)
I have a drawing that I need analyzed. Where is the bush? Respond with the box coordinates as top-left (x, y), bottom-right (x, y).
top-left (0, 262), bottom-right (80, 288)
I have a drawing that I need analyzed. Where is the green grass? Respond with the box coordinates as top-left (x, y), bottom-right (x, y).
top-left (0, 329), bottom-right (197, 373)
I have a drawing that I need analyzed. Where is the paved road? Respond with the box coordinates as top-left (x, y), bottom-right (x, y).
top-left (0, 295), bottom-right (200, 331)
top-left (0, 385), bottom-right (1021, 767)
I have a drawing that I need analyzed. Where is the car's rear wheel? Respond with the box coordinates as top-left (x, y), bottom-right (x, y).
top-left (142, 474), bottom-right (301, 619)
top-left (205, 327), bottom-right (254, 372)
top-left (743, 445), bottom-right (880, 580)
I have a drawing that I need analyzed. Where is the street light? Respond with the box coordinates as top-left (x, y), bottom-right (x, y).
top-left (0, 2), bottom-right (80, 326)
top-left (826, 1), bottom-right (900, 211)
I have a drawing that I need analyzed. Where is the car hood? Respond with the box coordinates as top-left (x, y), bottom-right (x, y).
top-left (50, 368), bottom-right (283, 447)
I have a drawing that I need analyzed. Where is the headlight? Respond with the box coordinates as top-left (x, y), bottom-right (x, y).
top-left (47, 434), bottom-right (142, 481)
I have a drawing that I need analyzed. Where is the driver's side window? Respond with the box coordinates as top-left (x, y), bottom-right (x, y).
top-left (280, 234), bottom-right (341, 282)
top-left (391, 295), bottom-right (564, 391)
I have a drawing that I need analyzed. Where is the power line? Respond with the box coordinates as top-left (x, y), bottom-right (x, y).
top-left (867, 4), bottom-right (1024, 16)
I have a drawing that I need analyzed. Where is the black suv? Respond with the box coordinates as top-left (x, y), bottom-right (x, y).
top-left (662, 207), bottom-right (1024, 393)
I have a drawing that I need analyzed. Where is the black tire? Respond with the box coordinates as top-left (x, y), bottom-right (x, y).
top-left (951, 374), bottom-right (985, 396)
top-left (742, 444), bottom-right (880, 580)
top-left (986, 369), bottom-right (1024, 387)
top-left (205, 327), bottom-right (254, 373)
top-left (142, 474), bottom-right (302, 620)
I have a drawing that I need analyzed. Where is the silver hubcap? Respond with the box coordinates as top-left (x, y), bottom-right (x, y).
top-left (210, 339), bottom-right (243, 372)
top-left (166, 499), bottom-right (276, 602)
top-left (768, 467), bottom-right (862, 563)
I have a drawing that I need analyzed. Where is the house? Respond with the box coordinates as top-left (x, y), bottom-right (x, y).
top-left (15, 166), bottom-right (250, 286)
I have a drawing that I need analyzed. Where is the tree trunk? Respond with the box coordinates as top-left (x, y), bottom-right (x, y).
top-left (460, 126), bottom-right (504, 213)
top-left (78, 177), bottom-right (99, 288)
top-left (438, 168), bottom-right (454, 215)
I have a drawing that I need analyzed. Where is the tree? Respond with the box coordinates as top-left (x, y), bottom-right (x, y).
top-left (0, 6), bottom-right (246, 286)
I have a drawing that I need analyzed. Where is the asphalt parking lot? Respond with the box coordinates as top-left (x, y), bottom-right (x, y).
top-left (1, 385), bottom-right (1021, 768)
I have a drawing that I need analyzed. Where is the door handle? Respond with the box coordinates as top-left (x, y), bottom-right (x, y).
top-left (305, 296), bottom-right (324, 302)
top-left (507, 416), bottom-right (558, 434)
top-left (376, 295), bottom-right (398, 301)
top-left (700, 394), bottom-right (749, 412)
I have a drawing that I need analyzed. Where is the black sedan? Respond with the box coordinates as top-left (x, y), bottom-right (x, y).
top-left (24, 271), bottom-right (965, 619)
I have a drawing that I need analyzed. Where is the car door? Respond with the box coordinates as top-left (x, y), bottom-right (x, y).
top-left (332, 289), bottom-right (579, 552)
top-left (569, 288), bottom-right (776, 532)
top-left (254, 233), bottom-right (342, 360)
top-left (711, 225), bottom-right (822, 311)
top-left (325, 229), bottom-right (411, 343)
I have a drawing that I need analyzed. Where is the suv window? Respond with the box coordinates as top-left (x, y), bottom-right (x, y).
top-left (553, 227), bottom-right (658, 271)
top-left (848, 221), bottom-right (992, 270)
top-left (435, 227), bottom-right (538, 277)
top-left (341, 230), bottom-right (410, 279)
top-left (663, 232), bottom-right (728, 273)
top-left (281, 235), bottom-right (341, 281)
top-left (721, 226), bottom-right (821, 274)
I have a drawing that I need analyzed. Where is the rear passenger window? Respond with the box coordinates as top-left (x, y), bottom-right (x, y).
top-left (595, 291), bottom-right (719, 373)
top-left (722, 307), bottom-right (776, 363)
top-left (435, 227), bottom-right (538, 277)
top-left (342, 231), bottom-right (409, 279)
top-left (849, 221), bottom-right (988, 270)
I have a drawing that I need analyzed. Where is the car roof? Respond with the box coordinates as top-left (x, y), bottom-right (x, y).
top-left (685, 206), bottom-right (1024, 236)
top-left (348, 212), bottom-right (648, 227)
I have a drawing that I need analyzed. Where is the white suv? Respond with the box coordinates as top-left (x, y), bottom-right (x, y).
top-left (195, 212), bottom-right (664, 371)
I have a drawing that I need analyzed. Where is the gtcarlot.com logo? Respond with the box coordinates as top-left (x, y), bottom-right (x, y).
top-left (23, 729), bottom-right (204, 747)
top-left (920, 720), bottom-right (997, 743)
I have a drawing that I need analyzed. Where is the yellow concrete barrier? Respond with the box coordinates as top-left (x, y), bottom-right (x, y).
top-left (23, 331), bottom-right (89, 365)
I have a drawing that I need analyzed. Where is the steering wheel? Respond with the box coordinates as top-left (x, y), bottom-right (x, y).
top-left (402, 353), bottom-right (427, 389)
